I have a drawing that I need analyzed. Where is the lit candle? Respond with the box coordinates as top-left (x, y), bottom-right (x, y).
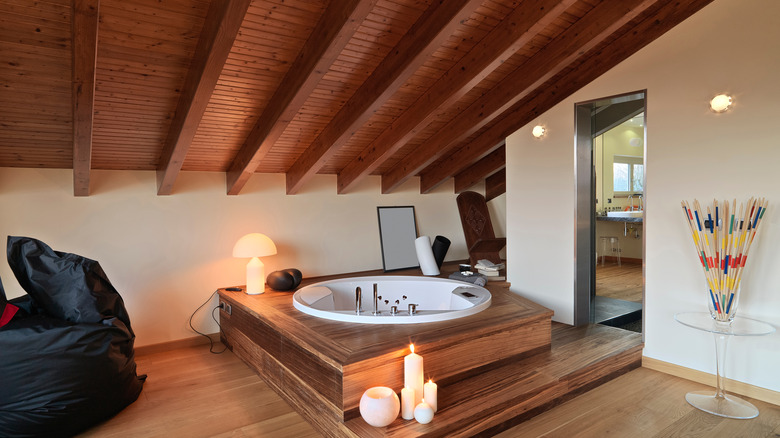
top-left (414, 399), bottom-right (434, 424)
top-left (404, 344), bottom-right (424, 406)
top-left (424, 379), bottom-right (437, 412)
top-left (401, 387), bottom-right (415, 420)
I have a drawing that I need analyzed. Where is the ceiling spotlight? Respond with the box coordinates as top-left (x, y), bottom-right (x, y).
top-left (710, 94), bottom-right (732, 113)
top-left (532, 125), bottom-right (546, 138)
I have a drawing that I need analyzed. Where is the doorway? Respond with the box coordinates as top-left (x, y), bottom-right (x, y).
top-left (574, 90), bottom-right (646, 333)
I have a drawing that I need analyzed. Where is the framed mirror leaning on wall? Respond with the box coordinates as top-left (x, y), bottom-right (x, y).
top-left (377, 206), bottom-right (419, 272)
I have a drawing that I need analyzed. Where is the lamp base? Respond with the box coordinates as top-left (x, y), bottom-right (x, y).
top-left (245, 257), bottom-right (265, 294)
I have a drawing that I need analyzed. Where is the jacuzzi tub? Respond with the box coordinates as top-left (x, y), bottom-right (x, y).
top-left (292, 276), bottom-right (491, 324)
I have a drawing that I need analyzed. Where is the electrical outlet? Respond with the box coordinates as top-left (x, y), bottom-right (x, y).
top-left (219, 301), bottom-right (232, 315)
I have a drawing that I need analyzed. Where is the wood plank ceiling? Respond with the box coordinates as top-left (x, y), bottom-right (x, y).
top-left (0, 0), bottom-right (712, 196)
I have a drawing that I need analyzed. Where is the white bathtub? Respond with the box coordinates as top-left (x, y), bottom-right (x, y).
top-left (292, 276), bottom-right (491, 324)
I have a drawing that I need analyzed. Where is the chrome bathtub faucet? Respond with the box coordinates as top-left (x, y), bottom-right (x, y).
top-left (372, 283), bottom-right (380, 315)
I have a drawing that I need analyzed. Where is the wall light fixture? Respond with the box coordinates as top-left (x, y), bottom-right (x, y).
top-left (710, 94), bottom-right (732, 113)
top-left (532, 125), bottom-right (546, 138)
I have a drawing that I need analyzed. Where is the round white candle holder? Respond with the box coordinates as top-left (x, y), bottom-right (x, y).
top-left (359, 386), bottom-right (400, 427)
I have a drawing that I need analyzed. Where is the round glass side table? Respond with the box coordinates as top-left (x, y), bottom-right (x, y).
top-left (674, 312), bottom-right (775, 419)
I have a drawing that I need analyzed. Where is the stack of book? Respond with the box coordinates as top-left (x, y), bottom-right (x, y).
top-left (474, 260), bottom-right (506, 281)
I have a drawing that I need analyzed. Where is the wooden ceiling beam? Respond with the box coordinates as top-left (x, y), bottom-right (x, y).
top-left (156, 0), bottom-right (251, 195)
top-left (225, 0), bottom-right (376, 195)
top-left (72, 0), bottom-right (100, 197)
top-left (381, 0), bottom-right (660, 194)
top-left (485, 168), bottom-right (506, 202)
top-left (452, 144), bottom-right (505, 193)
top-left (419, 0), bottom-right (713, 195)
top-left (336, 0), bottom-right (575, 194)
top-left (284, 0), bottom-right (483, 195)
top-left (421, 134), bottom-right (506, 193)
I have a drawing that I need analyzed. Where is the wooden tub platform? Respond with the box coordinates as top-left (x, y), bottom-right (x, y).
top-left (218, 265), bottom-right (642, 437)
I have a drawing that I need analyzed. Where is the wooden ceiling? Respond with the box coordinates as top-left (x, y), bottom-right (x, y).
top-left (0, 0), bottom-right (712, 196)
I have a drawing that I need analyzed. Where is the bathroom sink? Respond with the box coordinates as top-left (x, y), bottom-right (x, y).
top-left (607, 211), bottom-right (643, 218)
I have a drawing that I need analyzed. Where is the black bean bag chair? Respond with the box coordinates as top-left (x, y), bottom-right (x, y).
top-left (0, 236), bottom-right (145, 437)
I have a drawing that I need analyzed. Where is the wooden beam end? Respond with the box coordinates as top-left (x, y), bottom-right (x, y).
top-left (156, 169), bottom-right (174, 196)
top-left (73, 172), bottom-right (90, 197)
top-left (226, 168), bottom-right (249, 195)
top-left (285, 172), bottom-right (302, 195)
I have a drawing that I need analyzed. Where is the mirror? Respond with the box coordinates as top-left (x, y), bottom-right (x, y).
top-left (377, 206), bottom-right (419, 272)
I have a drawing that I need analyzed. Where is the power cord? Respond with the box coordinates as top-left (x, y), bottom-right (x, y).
top-left (188, 290), bottom-right (227, 354)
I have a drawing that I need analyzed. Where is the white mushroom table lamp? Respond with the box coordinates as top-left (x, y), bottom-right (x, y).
top-left (233, 233), bottom-right (277, 295)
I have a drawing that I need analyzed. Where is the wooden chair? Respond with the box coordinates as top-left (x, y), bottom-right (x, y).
top-left (456, 191), bottom-right (506, 265)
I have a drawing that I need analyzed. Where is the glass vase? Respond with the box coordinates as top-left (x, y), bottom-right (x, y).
top-left (707, 286), bottom-right (740, 323)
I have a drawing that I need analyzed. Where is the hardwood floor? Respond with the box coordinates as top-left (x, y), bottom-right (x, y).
top-left (596, 262), bottom-right (643, 303)
top-left (79, 343), bottom-right (780, 438)
top-left (495, 367), bottom-right (780, 438)
top-left (77, 344), bottom-right (320, 438)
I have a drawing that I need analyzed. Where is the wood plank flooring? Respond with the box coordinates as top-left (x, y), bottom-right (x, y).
top-left (77, 344), bottom-right (320, 438)
top-left (78, 341), bottom-right (780, 438)
top-left (596, 262), bottom-right (643, 303)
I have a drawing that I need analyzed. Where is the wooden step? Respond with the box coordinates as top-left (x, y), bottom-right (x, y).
top-left (344, 323), bottom-right (643, 437)
top-left (219, 277), bottom-right (554, 425)
top-left (219, 263), bottom-right (643, 437)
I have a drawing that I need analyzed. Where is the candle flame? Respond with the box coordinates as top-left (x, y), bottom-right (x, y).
top-left (410, 344), bottom-right (415, 354)
top-left (428, 379), bottom-right (433, 384)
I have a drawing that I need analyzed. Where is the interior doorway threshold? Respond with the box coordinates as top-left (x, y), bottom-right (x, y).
top-left (594, 295), bottom-right (642, 326)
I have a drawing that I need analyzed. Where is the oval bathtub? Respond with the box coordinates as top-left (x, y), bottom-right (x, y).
top-left (292, 276), bottom-right (491, 324)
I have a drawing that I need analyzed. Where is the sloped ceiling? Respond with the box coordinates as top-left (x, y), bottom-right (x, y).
top-left (0, 0), bottom-right (712, 196)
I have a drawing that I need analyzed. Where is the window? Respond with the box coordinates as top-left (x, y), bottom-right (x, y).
top-left (612, 155), bottom-right (643, 194)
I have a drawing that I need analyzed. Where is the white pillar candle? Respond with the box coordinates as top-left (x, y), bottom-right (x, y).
top-left (424, 379), bottom-right (438, 412)
top-left (404, 344), bottom-right (424, 406)
top-left (401, 387), bottom-right (415, 420)
top-left (414, 399), bottom-right (434, 424)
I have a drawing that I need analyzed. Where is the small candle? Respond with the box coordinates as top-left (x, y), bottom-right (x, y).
top-left (401, 387), bottom-right (415, 420)
top-left (404, 344), bottom-right (424, 406)
top-left (424, 379), bottom-right (437, 412)
top-left (414, 399), bottom-right (434, 424)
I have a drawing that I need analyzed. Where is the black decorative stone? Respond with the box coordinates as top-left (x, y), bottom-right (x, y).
top-left (266, 270), bottom-right (295, 291)
top-left (284, 268), bottom-right (302, 288)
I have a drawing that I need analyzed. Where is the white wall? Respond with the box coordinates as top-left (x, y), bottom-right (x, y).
top-left (0, 169), bottom-right (470, 347)
top-left (507, 0), bottom-right (780, 391)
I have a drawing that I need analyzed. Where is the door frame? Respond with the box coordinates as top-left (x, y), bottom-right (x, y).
top-left (573, 90), bottom-right (646, 328)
